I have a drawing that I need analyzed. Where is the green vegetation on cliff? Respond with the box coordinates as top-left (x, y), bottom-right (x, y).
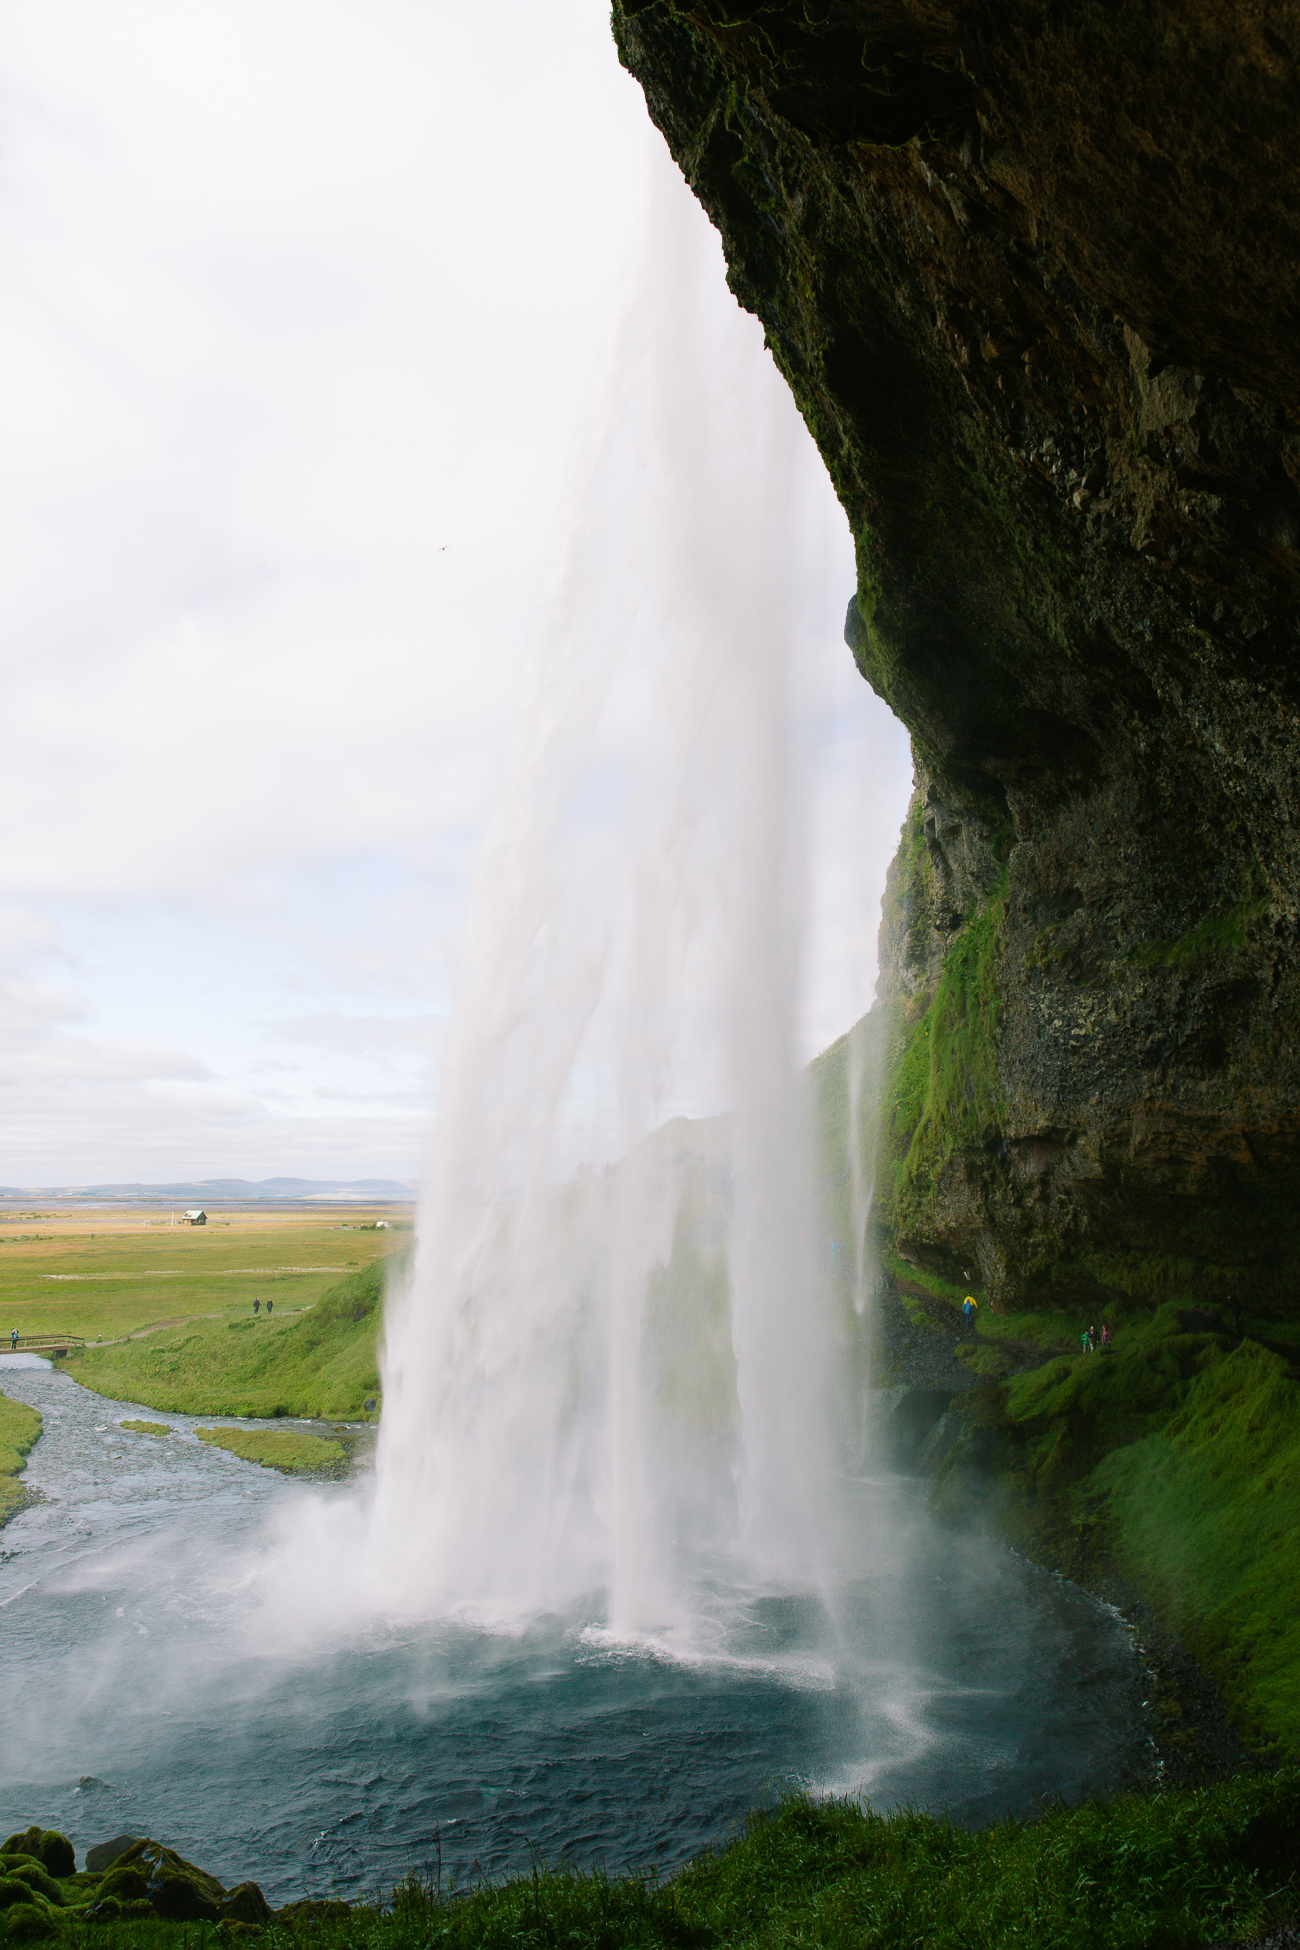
top-left (61, 1261), bottom-right (395, 1421)
top-left (809, 819), bottom-right (1007, 1285)
top-left (887, 883), bottom-right (1006, 1236)
top-left (0, 1392), bottom-right (41, 1523)
top-left (933, 1304), bottom-right (1300, 1758)
top-left (5, 1776), bottom-right (1297, 1949)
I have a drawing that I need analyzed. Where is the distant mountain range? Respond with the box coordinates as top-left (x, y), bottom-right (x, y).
top-left (0, 1176), bottom-right (417, 1202)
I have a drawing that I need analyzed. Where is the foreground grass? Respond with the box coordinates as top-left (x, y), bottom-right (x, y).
top-left (62, 1263), bottom-right (395, 1421)
top-left (0, 1391), bottom-right (41, 1522)
top-left (195, 1426), bottom-right (347, 1474)
top-left (9, 1776), bottom-right (1297, 1949)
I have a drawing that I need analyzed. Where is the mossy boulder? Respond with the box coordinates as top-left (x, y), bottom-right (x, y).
top-left (111, 1840), bottom-right (225, 1922)
top-left (83, 1897), bottom-right (155, 1923)
top-left (2, 1901), bottom-right (59, 1943)
top-left (220, 1883), bottom-right (271, 1926)
top-left (34, 1841), bottom-right (71, 1885)
top-left (94, 1866), bottom-right (149, 1906)
top-left (0, 1836), bottom-right (70, 1885)
top-left (0, 1866), bottom-right (65, 1910)
top-left (276, 1898), bottom-right (352, 1923)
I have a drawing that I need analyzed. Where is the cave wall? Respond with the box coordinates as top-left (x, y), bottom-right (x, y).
top-left (613, 0), bottom-right (1300, 1312)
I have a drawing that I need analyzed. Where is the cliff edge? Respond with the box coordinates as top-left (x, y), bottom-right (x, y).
top-left (615, 0), bottom-right (1300, 1315)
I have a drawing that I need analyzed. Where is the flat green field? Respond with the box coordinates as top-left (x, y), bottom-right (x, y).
top-left (0, 1210), bottom-right (401, 1347)
top-left (0, 1209), bottom-right (409, 1423)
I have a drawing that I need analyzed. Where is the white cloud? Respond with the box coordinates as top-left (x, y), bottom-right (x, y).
top-left (0, 0), bottom-right (912, 1183)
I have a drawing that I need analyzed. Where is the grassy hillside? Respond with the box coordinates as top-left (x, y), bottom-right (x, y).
top-left (928, 1302), bottom-right (1300, 1759)
top-left (61, 1259), bottom-right (397, 1420)
top-left (0, 1391), bottom-right (41, 1523)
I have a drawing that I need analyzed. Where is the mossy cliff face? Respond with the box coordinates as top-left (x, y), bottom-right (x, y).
top-left (614, 0), bottom-right (1300, 1313)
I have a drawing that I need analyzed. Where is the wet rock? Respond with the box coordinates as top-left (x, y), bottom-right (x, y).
top-left (886, 1388), bottom-right (955, 1467)
top-left (917, 1409), bottom-right (961, 1472)
top-left (84, 1834), bottom-right (141, 1876)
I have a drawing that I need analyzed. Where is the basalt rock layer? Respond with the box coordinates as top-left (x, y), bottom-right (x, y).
top-left (615, 0), bottom-right (1300, 1312)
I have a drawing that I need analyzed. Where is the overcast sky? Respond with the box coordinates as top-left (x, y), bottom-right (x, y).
top-left (0, 0), bottom-right (912, 1187)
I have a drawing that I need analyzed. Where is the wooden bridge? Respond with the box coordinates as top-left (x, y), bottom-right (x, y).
top-left (6, 1334), bottom-right (85, 1357)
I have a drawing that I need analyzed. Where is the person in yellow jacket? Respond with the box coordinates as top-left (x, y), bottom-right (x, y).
top-left (962, 1294), bottom-right (978, 1323)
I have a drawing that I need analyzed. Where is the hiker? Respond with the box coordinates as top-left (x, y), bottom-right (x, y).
top-left (9, 1328), bottom-right (16, 1351)
top-left (1101, 1322), bottom-right (1112, 1348)
top-left (1080, 1326), bottom-right (1092, 1354)
top-left (266, 1298), bottom-right (273, 1317)
top-left (962, 1295), bottom-right (977, 1323)
top-left (253, 1298), bottom-right (260, 1315)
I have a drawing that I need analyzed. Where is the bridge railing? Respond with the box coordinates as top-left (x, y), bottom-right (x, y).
top-left (5, 1334), bottom-right (86, 1356)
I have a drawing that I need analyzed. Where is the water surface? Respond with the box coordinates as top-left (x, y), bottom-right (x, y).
top-left (0, 1361), bottom-right (1150, 1900)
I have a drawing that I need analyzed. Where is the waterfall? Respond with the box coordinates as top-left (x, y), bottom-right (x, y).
top-left (368, 144), bottom-right (854, 1630)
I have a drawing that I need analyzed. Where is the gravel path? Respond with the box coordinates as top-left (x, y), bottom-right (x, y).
top-left (869, 1273), bottom-right (982, 1392)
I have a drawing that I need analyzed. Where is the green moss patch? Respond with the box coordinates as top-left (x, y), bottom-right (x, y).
top-left (956, 1343), bottom-right (1015, 1377)
top-left (195, 1427), bottom-right (347, 1475)
top-left (119, 1420), bottom-right (170, 1438)
top-left (973, 1308), bottom-right (1078, 1356)
top-left (1130, 891), bottom-right (1271, 968)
